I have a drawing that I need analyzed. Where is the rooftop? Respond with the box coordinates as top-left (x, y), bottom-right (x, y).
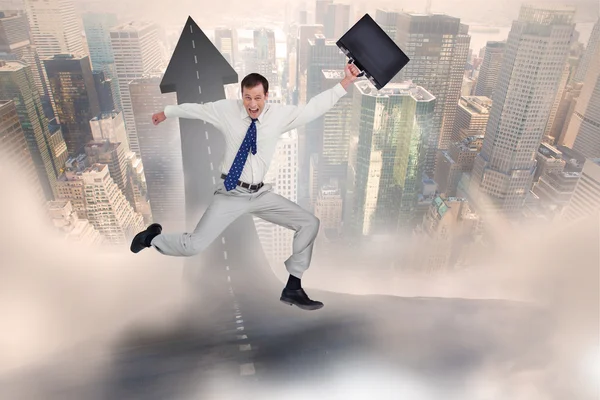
top-left (322, 69), bottom-right (345, 79)
top-left (355, 80), bottom-right (435, 102)
top-left (459, 96), bottom-right (492, 114)
top-left (111, 21), bottom-right (156, 32)
top-left (0, 60), bottom-right (26, 71)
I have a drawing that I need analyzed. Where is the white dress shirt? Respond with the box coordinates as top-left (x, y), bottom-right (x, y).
top-left (164, 83), bottom-right (348, 184)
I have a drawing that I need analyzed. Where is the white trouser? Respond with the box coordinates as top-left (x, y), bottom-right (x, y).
top-left (150, 180), bottom-right (320, 278)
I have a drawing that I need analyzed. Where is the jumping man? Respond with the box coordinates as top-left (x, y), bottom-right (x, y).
top-left (130, 63), bottom-right (361, 310)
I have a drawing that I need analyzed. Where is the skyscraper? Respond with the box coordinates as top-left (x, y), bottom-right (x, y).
top-left (474, 41), bottom-right (505, 99)
top-left (395, 13), bottom-right (471, 177)
top-left (319, 69), bottom-right (352, 193)
top-left (23, 0), bottom-right (85, 59)
top-left (43, 54), bottom-right (101, 155)
top-left (129, 74), bottom-right (185, 229)
top-left (0, 60), bottom-right (68, 200)
top-left (109, 21), bottom-right (162, 156)
top-left (567, 33), bottom-right (600, 158)
top-left (82, 12), bottom-right (119, 109)
top-left (0, 10), bottom-right (48, 98)
top-left (573, 18), bottom-right (599, 84)
top-left (214, 27), bottom-right (237, 66)
top-left (470, 4), bottom-right (576, 215)
top-left (0, 99), bottom-right (45, 204)
top-left (452, 96), bottom-right (492, 143)
top-left (55, 163), bottom-right (144, 245)
top-left (254, 129), bottom-right (298, 265)
top-left (253, 28), bottom-right (278, 85)
top-left (562, 158), bottom-right (600, 222)
top-left (295, 24), bottom-right (323, 105)
top-left (301, 35), bottom-right (345, 206)
top-left (323, 3), bottom-right (351, 39)
top-left (81, 12), bottom-right (118, 73)
top-left (350, 81), bottom-right (435, 236)
top-left (315, 0), bottom-right (333, 26)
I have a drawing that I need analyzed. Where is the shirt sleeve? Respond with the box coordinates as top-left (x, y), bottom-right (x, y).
top-left (164, 99), bottom-right (229, 130)
top-left (279, 83), bottom-right (347, 133)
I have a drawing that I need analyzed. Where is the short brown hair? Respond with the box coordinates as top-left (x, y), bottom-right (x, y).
top-left (241, 73), bottom-right (269, 95)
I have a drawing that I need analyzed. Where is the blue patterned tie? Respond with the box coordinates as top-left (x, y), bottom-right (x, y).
top-left (224, 118), bottom-right (258, 191)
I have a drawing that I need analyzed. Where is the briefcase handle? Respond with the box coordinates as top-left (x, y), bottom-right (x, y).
top-left (347, 58), bottom-right (365, 77)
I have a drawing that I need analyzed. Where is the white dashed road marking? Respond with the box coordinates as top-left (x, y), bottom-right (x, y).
top-left (240, 363), bottom-right (255, 376)
top-left (223, 251), bottom-right (228, 260)
top-left (239, 344), bottom-right (251, 352)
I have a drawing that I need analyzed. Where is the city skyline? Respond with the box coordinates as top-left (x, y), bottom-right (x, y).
top-left (0, 1), bottom-right (597, 398)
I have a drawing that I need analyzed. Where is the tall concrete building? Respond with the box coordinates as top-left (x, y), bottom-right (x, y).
top-left (567, 43), bottom-right (600, 158)
top-left (375, 8), bottom-right (399, 40)
top-left (452, 96), bottom-right (491, 143)
top-left (55, 162), bottom-right (144, 245)
top-left (315, 0), bottom-right (333, 26)
top-left (435, 135), bottom-right (483, 198)
top-left (109, 21), bottom-right (162, 156)
top-left (323, 3), bottom-right (351, 39)
top-left (562, 158), bottom-right (600, 222)
top-left (350, 81), bottom-right (435, 236)
top-left (214, 27), bottom-right (237, 66)
top-left (0, 60), bottom-right (68, 200)
top-left (394, 12), bottom-right (471, 176)
top-left (129, 74), bottom-right (185, 229)
top-left (0, 99), bottom-right (45, 204)
top-left (573, 18), bottom-right (599, 84)
top-left (301, 35), bottom-right (345, 205)
top-left (81, 12), bottom-right (118, 108)
top-left (254, 129), bottom-right (298, 265)
top-left (295, 24), bottom-right (323, 105)
top-left (319, 69), bottom-right (353, 193)
top-left (0, 10), bottom-right (47, 98)
top-left (82, 12), bottom-right (117, 72)
top-left (89, 111), bottom-right (128, 150)
top-left (470, 4), bottom-right (576, 216)
top-left (253, 28), bottom-right (278, 85)
top-left (473, 41), bottom-right (505, 99)
top-left (313, 183), bottom-right (343, 240)
top-left (43, 54), bottom-right (101, 155)
top-left (411, 196), bottom-right (480, 271)
top-left (23, 0), bottom-right (85, 59)
top-left (83, 140), bottom-right (133, 207)
top-left (46, 200), bottom-right (103, 245)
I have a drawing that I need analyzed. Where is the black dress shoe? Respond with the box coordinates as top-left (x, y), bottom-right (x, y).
top-left (280, 288), bottom-right (324, 310)
top-left (130, 223), bottom-right (162, 253)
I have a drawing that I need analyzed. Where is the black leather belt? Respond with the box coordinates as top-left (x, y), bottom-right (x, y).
top-left (220, 173), bottom-right (264, 191)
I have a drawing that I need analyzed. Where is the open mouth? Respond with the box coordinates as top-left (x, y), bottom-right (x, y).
top-left (249, 108), bottom-right (259, 115)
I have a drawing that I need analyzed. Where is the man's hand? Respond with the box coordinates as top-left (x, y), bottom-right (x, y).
top-left (341, 63), bottom-right (361, 89)
top-left (152, 111), bottom-right (166, 125)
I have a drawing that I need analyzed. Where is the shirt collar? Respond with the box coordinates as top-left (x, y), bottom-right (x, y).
top-left (240, 102), bottom-right (269, 123)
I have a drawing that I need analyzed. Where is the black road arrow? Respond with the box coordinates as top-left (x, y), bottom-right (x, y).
top-left (159, 16), bottom-right (271, 304)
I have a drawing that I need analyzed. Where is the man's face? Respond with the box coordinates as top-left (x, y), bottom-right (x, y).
top-left (242, 84), bottom-right (268, 119)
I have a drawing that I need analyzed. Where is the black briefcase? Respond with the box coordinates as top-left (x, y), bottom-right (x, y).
top-left (336, 13), bottom-right (410, 90)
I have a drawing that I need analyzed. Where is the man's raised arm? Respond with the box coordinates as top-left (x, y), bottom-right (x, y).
top-left (152, 100), bottom-right (228, 130)
top-left (279, 63), bottom-right (361, 132)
